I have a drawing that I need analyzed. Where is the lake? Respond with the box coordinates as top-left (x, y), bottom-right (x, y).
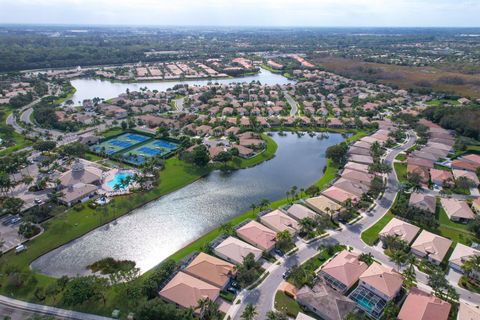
top-left (68, 67), bottom-right (294, 103)
top-left (32, 132), bottom-right (345, 277)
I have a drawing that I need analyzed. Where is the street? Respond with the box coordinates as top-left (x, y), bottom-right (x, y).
top-left (230, 131), bottom-right (479, 319)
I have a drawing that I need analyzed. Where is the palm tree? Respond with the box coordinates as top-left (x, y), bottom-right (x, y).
top-left (389, 250), bottom-right (407, 271)
top-left (250, 203), bottom-right (257, 213)
top-left (359, 252), bottom-right (374, 265)
top-left (259, 198), bottom-right (270, 210)
top-left (276, 230), bottom-right (293, 252)
top-left (462, 255), bottom-right (480, 280)
top-left (266, 310), bottom-right (288, 320)
top-left (220, 222), bottom-right (233, 235)
top-left (241, 303), bottom-right (258, 320)
top-left (197, 297), bottom-right (221, 320)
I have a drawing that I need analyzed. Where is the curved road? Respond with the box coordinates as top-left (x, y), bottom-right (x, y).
top-left (283, 92), bottom-right (298, 117)
top-left (231, 131), bottom-right (478, 319)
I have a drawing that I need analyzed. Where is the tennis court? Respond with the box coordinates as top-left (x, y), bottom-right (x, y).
top-left (90, 132), bottom-right (151, 156)
top-left (122, 138), bottom-right (179, 165)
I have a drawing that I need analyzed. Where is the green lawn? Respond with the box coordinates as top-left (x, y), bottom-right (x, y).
top-left (426, 99), bottom-right (460, 107)
top-left (395, 153), bottom-right (407, 161)
top-left (0, 128), bottom-right (366, 316)
top-left (226, 134), bottom-right (278, 169)
top-left (100, 127), bottom-right (123, 138)
top-left (0, 105), bottom-right (32, 156)
top-left (361, 212), bottom-right (394, 246)
top-left (436, 207), bottom-right (477, 245)
top-left (394, 163), bottom-right (408, 183)
top-left (274, 291), bottom-right (302, 318)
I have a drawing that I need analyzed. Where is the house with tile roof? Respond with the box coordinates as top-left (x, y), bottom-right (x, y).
top-left (286, 204), bottom-right (317, 221)
top-left (159, 271), bottom-right (220, 311)
top-left (260, 209), bottom-right (299, 235)
top-left (213, 236), bottom-right (262, 265)
top-left (448, 243), bottom-right (480, 274)
top-left (441, 198), bottom-right (475, 223)
top-left (296, 279), bottom-right (357, 320)
top-left (318, 250), bottom-right (369, 293)
top-left (357, 262), bottom-right (403, 301)
top-left (183, 252), bottom-right (235, 289)
top-left (411, 230), bottom-right (452, 265)
top-left (305, 195), bottom-right (342, 219)
top-left (398, 287), bottom-right (451, 320)
top-left (236, 220), bottom-right (276, 252)
top-left (379, 217), bottom-right (421, 245)
top-left (409, 192), bottom-right (436, 214)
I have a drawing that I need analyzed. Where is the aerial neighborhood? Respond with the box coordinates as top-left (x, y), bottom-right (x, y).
top-left (0, 25), bottom-right (479, 320)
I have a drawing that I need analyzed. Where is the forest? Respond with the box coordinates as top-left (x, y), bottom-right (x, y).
top-left (422, 104), bottom-right (480, 140)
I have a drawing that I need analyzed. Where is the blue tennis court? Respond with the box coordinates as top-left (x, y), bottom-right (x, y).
top-left (138, 147), bottom-right (162, 156)
top-left (153, 140), bottom-right (178, 149)
top-left (127, 134), bottom-right (149, 142)
top-left (90, 132), bottom-right (153, 157)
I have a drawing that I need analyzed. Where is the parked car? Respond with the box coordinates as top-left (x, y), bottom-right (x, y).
top-left (274, 248), bottom-right (284, 256)
top-left (282, 269), bottom-right (291, 279)
top-left (15, 245), bottom-right (27, 254)
top-left (226, 286), bottom-right (237, 294)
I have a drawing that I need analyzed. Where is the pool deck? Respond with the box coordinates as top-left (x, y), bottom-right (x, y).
top-left (101, 168), bottom-right (138, 193)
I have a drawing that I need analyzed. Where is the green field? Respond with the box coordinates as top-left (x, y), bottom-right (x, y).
top-left (437, 207), bottom-right (477, 245)
top-left (394, 162), bottom-right (408, 183)
top-left (0, 105), bottom-right (32, 156)
top-left (361, 212), bottom-right (394, 246)
top-left (274, 291), bottom-right (302, 318)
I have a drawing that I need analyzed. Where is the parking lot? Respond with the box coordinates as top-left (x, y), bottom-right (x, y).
top-left (0, 217), bottom-right (24, 253)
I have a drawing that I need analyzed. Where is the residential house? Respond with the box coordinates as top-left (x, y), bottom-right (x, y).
top-left (398, 287), bottom-right (451, 320)
top-left (286, 204), bottom-right (317, 221)
top-left (159, 272), bottom-right (220, 311)
top-left (379, 218), bottom-right (420, 245)
top-left (236, 220), bottom-right (276, 252)
top-left (411, 230), bottom-right (452, 265)
top-left (409, 192), bottom-right (436, 214)
top-left (213, 236), bottom-right (262, 265)
top-left (318, 250), bottom-right (369, 293)
top-left (430, 169), bottom-right (454, 187)
top-left (305, 195), bottom-right (342, 218)
top-left (183, 252), bottom-right (235, 289)
top-left (448, 243), bottom-right (480, 274)
top-left (260, 209), bottom-right (299, 236)
top-left (441, 198), bottom-right (475, 222)
top-left (457, 302), bottom-right (480, 320)
top-left (453, 169), bottom-right (480, 186)
top-left (296, 279), bottom-right (357, 320)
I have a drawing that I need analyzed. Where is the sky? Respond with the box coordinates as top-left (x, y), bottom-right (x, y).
top-left (0, 0), bottom-right (479, 27)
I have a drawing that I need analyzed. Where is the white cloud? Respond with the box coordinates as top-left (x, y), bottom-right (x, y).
top-left (0, 0), bottom-right (478, 26)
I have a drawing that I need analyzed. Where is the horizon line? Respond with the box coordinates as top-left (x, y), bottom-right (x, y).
top-left (1, 23), bottom-right (480, 29)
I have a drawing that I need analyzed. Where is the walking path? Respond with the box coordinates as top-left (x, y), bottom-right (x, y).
top-left (230, 132), bottom-right (480, 320)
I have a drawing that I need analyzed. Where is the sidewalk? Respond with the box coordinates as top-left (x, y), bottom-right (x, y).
top-left (0, 295), bottom-right (112, 320)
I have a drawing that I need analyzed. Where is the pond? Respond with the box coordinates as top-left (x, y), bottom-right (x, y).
top-left (31, 132), bottom-right (346, 277)
top-left (68, 67), bottom-right (294, 103)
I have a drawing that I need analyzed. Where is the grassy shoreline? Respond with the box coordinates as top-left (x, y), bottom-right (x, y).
top-left (0, 128), bottom-right (368, 316)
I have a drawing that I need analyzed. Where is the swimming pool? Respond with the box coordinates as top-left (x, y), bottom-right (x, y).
top-left (106, 172), bottom-right (134, 189)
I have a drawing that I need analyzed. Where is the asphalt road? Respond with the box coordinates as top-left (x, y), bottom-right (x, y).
top-left (283, 92), bottom-right (298, 117)
top-left (230, 131), bottom-right (472, 319)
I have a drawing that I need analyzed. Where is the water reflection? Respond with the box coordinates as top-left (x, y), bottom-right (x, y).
top-left (32, 132), bottom-right (344, 276)
top-left (68, 67), bottom-right (294, 103)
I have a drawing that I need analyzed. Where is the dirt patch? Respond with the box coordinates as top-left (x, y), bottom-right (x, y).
top-left (313, 56), bottom-right (480, 98)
